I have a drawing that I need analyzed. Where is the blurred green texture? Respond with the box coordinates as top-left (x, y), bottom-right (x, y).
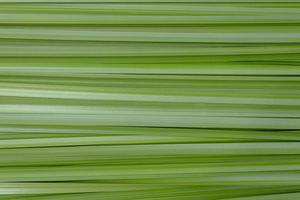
top-left (0, 1), bottom-right (300, 199)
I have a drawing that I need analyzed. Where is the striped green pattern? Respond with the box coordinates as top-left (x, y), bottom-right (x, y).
top-left (0, 1), bottom-right (300, 199)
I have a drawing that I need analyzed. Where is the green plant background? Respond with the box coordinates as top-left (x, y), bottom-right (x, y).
top-left (0, 1), bottom-right (300, 199)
